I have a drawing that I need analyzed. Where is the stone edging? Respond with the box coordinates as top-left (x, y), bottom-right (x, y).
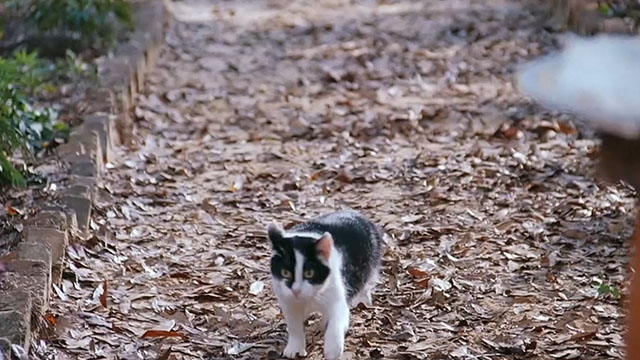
top-left (0, 1), bottom-right (167, 357)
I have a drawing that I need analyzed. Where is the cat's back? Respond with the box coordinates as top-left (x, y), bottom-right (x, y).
top-left (293, 210), bottom-right (382, 298)
top-left (293, 210), bottom-right (380, 247)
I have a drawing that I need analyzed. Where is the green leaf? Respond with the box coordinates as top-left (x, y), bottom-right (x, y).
top-left (597, 283), bottom-right (621, 300)
top-left (0, 153), bottom-right (26, 188)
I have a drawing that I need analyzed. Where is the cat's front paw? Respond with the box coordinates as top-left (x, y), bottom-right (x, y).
top-left (323, 338), bottom-right (344, 360)
top-left (282, 342), bottom-right (307, 358)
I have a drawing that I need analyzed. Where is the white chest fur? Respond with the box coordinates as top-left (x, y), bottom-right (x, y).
top-left (272, 248), bottom-right (350, 360)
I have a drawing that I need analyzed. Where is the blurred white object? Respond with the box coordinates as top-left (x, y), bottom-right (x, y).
top-left (517, 34), bottom-right (640, 139)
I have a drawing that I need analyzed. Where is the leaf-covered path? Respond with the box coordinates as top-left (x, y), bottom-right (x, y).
top-left (42, 0), bottom-right (636, 359)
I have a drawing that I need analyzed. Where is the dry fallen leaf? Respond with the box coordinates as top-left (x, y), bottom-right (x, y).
top-left (100, 280), bottom-right (108, 308)
top-left (141, 330), bottom-right (187, 339)
top-left (44, 313), bottom-right (57, 326)
top-left (6, 205), bottom-right (23, 216)
top-left (227, 342), bottom-right (254, 355)
top-left (407, 267), bottom-right (428, 278)
top-left (249, 281), bottom-right (265, 296)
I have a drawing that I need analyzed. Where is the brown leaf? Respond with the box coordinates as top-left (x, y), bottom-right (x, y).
top-left (416, 278), bottom-right (430, 288)
top-left (558, 121), bottom-right (577, 135)
top-left (141, 330), bottom-right (187, 339)
top-left (309, 169), bottom-right (330, 182)
top-left (100, 280), bottom-right (108, 308)
top-left (7, 205), bottom-right (23, 216)
top-left (494, 123), bottom-right (523, 140)
top-left (44, 313), bottom-right (57, 326)
top-left (407, 267), bottom-right (429, 278)
top-left (568, 330), bottom-right (597, 343)
top-left (169, 272), bottom-right (191, 279)
top-left (334, 170), bottom-right (354, 183)
top-left (201, 198), bottom-right (217, 214)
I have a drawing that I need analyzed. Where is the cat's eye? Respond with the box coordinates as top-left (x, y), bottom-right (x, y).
top-left (303, 269), bottom-right (315, 279)
top-left (281, 269), bottom-right (292, 278)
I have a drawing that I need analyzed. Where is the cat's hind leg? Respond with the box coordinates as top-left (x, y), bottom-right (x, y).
top-left (362, 270), bottom-right (379, 306)
top-left (351, 270), bottom-right (378, 307)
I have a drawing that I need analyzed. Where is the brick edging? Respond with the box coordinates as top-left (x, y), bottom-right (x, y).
top-left (0, 1), bottom-right (168, 356)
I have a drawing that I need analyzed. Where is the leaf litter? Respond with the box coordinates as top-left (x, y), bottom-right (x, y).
top-left (36, 0), bottom-right (636, 359)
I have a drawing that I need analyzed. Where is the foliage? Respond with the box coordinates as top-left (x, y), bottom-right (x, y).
top-left (54, 50), bottom-right (98, 83)
top-left (0, 0), bottom-right (117, 188)
top-left (1, 0), bottom-right (134, 53)
top-left (598, 283), bottom-right (622, 300)
top-left (0, 50), bottom-right (48, 91)
top-left (0, 50), bottom-right (71, 187)
top-left (33, 0), bottom-right (133, 47)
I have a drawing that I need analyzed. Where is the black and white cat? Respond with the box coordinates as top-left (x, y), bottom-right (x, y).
top-left (267, 210), bottom-right (383, 359)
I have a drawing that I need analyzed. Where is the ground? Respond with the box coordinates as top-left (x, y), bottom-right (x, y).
top-left (36, 0), bottom-right (636, 359)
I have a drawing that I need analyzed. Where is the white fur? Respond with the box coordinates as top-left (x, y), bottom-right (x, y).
top-left (283, 231), bottom-right (323, 239)
top-left (272, 246), bottom-right (350, 360)
top-left (291, 251), bottom-right (305, 296)
top-left (517, 34), bottom-right (640, 139)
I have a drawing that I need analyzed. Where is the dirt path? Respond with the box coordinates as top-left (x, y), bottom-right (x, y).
top-left (40, 0), bottom-right (635, 359)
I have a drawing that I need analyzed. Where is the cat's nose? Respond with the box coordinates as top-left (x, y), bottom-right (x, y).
top-left (292, 289), bottom-right (301, 297)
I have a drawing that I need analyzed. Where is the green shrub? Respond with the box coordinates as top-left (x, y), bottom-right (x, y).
top-left (30, 0), bottom-right (133, 48)
top-left (1, 0), bottom-right (134, 55)
top-left (0, 50), bottom-right (70, 187)
top-left (0, 0), bottom-right (132, 187)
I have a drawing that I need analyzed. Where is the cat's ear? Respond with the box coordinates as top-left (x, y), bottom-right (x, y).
top-left (316, 232), bottom-right (333, 261)
top-left (267, 223), bottom-right (283, 245)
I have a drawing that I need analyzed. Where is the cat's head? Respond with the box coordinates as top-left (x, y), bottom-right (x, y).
top-left (267, 223), bottom-right (333, 301)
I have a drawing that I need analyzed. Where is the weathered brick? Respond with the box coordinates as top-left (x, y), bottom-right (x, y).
top-left (98, 58), bottom-right (134, 90)
top-left (136, 53), bottom-right (149, 92)
top-left (0, 290), bottom-right (31, 352)
top-left (115, 46), bottom-right (144, 98)
top-left (69, 175), bottom-right (98, 189)
top-left (64, 184), bottom-right (92, 201)
top-left (83, 114), bottom-right (114, 162)
top-left (61, 129), bottom-right (101, 169)
top-left (0, 289), bottom-right (30, 312)
top-left (24, 227), bottom-right (67, 267)
top-left (4, 260), bottom-right (49, 317)
top-left (41, 206), bottom-right (78, 232)
top-left (67, 209), bottom-right (79, 233)
top-left (61, 195), bottom-right (91, 235)
top-left (133, 0), bottom-right (167, 50)
top-left (98, 0), bottom-right (165, 145)
top-left (66, 128), bottom-right (103, 174)
top-left (57, 142), bottom-right (85, 158)
top-left (0, 312), bottom-right (29, 354)
top-left (86, 131), bottom-right (103, 173)
top-left (146, 46), bottom-right (160, 70)
top-left (116, 87), bottom-right (133, 143)
top-left (106, 110), bottom-right (121, 147)
top-left (67, 154), bottom-right (97, 177)
top-left (0, 337), bottom-right (11, 358)
top-left (4, 259), bottom-right (47, 276)
top-left (26, 211), bottom-right (68, 231)
top-left (17, 242), bottom-right (52, 280)
top-left (84, 88), bottom-right (113, 114)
